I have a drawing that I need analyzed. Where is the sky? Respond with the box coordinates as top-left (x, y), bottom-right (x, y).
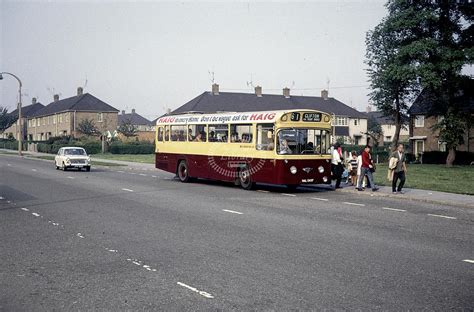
top-left (1, 0), bottom-right (388, 121)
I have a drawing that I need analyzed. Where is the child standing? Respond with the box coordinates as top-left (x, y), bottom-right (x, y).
top-left (349, 151), bottom-right (358, 186)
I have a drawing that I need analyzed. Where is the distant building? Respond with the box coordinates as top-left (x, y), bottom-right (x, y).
top-left (408, 80), bottom-right (474, 155)
top-left (366, 110), bottom-right (409, 146)
top-left (1, 98), bottom-right (44, 140)
top-left (118, 109), bottom-right (155, 142)
top-left (170, 84), bottom-right (368, 145)
top-left (26, 87), bottom-right (119, 141)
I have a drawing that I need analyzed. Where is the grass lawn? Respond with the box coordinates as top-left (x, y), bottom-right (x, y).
top-left (28, 155), bottom-right (126, 167)
top-left (373, 163), bottom-right (474, 195)
top-left (92, 153), bottom-right (155, 164)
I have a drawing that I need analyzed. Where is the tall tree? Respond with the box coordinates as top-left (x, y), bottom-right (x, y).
top-left (77, 118), bottom-right (99, 136)
top-left (367, 115), bottom-right (383, 147)
top-left (0, 106), bottom-right (16, 132)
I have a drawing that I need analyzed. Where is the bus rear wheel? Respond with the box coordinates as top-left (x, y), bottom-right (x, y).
top-left (239, 166), bottom-right (254, 190)
top-left (177, 160), bottom-right (191, 182)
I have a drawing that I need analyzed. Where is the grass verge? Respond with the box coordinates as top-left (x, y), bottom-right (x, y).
top-left (372, 163), bottom-right (474, 195)
top-left (92, 153), bottom-right (154, 164)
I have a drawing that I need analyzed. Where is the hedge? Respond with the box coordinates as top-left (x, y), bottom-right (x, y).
top-left (109, 142), bottom-right (154, 154)
top-left (418, 151), bottom-right (474, 165)
top-left (36, 141), bottom-right (102, 155)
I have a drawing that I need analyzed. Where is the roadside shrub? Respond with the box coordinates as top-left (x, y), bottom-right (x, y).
top-left (421, 151), bottom-right (474, 165)
top-left (109, 141), bottom-right (154, 154)
top-left (78, 141), bottom-right (101, 154)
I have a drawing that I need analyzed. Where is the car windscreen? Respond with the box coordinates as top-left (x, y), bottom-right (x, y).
top-left (64, 149), bottom-right (86, 156)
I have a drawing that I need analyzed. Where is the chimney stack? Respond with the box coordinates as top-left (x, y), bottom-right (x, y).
top-left (54, 94), bottom-right (59, 102)
top-left (132, 108), bottom-right (136, 114)
top-left (366, 105), bottom-right (372, 113)
top-left (121, 110), bottom-right (125, 115)
top-left (283, 87), bottom-right (290, 98)
top-left (255, 86), bottom-right (262, 97)
top-left (212, 83), bottom-right (219, 95)
top-left (32, 97), bottom-right (37, 104)
top-left (77, 87), bottom-right (83, 96)
top-left (321, 89), bottom-right (329, 100)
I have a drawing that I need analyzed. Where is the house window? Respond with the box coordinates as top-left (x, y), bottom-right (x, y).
top-left (47, 116), bottom-right (50, 125)
top-left (335, 116), bottom-right (348, 126)
top-left (387, 124), bottom-right (392, 130)
top-left (36, 119), bottom-right (40, 127)
top-left (42, 117), bottom-right (46, 125)
top-left (65, 113), bottom-right (69, 122)
top-left (354, 119), bottom-right (358, 126)
top-left (53, 115), bottom-right (57, 124)
top-left (438, 141), bottom-right (447, 152)
top-left (97, 113), bottom-right (103, 122)
top-left (385, 136), bottom-right (392, 142)
top-left (415, 115), bottom-right (424, 127)
top-left (414, 140), bottom-right (424, 155)
top-left (59, 114), bottom-right (63, 124)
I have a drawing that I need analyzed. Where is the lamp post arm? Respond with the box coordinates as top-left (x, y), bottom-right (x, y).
top-left (1, 71), bottom-right (23, 156)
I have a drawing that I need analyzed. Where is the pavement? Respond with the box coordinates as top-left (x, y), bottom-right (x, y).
top-left (1, 153), bottom-right (473, 310)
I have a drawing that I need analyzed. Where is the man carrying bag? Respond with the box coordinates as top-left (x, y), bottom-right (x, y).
top-left (390, 143), bottom-right (407, 194)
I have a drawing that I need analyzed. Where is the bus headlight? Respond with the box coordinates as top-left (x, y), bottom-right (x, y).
top-left (318, 166), bottom-right (324, 173)
top-left (290, 166), bottom-right (297, 174)
top-left (323, 176), bottom-right (328, 182)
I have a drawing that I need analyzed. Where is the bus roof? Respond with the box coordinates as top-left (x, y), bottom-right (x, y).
top-left (156, 109), bottom-right (330, 126)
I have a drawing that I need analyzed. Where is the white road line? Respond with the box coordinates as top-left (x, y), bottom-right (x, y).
top-left (427, 213), bottom-right (457, 220)
top-left (77, 233), bottom-right (85, 238)
top-left (256, 190), bottom-right (269, 193)
top-left (31, 212), bottom-right (40, 217)
top-left (67, 176), bottom-right (74, 179)
top-left (177, 282), bottom-right (214, 299)
top-left (462, 259), bottom-right (474, 264)
top-left (151, 175), bottom-right (157, 178)
top-left (129, 172), bottom-right (136, 175)
top-left (20, 208), bottom-right (29, 212)
top-left (222, 209), bottom-right (243, 215)
top-left (0, 196), bottom-right (4, 200)
top-left (281, 193), bottom-right (296, 197)
top-left (311, 197), bottom-right (328, 201)
top-left (343, 202), bottom-right (365, 207)
top-left (31, 169), bottom-right (37, 172)
top-left (117, 170), bottom-right (125, 173)
top-left (139, 173), bottom-right (147, 176)
top-left (122, 188), bottom-right (134, 192)
top-left (382, 207), bottom-right (406, 212)
top-left (7, 164), bottom-right (11, 166)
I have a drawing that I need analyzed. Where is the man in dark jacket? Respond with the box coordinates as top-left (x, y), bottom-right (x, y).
top-left (391, 143), bottom-right (407, 194)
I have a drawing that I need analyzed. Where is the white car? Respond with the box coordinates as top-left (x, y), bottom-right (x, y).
top-left (55, 147), bottom-right (91, 171)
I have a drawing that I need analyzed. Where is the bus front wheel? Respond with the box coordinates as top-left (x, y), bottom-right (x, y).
top-left (239, 167), bottom-right (254, 190)
top-left (177, 160), bottom-right (191, 183)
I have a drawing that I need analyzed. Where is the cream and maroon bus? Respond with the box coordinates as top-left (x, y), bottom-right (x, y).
top-left (155, 109), bottom-right (332, 190)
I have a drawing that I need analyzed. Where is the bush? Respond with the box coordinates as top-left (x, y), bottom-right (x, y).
top-left (78, 141), bottom-right (101, 154)
top-left (420, 151), bottom-right (474, 165)
top-left (109, 141), bottom-right (154, 154)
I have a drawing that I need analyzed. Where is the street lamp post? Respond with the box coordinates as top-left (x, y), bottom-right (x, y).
top-left (0, 72), bottom-right (23, 156)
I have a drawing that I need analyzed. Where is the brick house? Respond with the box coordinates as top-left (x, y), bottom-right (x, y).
top-left (26, 87), bottom-right (119, 141)
top-left (407, 82), bottom-right (474, 156)
top-left (1, 98), bottom-right (44, 140)
top-left (170, 84), bottom-right (368, 145)
top-left (118, 109), bottom-right (155, 142)
top-left (366, 110), bottom-right (409, 146)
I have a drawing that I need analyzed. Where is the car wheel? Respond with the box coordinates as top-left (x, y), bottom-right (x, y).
top-left (177, 160), bottom-right (190, 182)
top-left (86, 166), bottom-right (91, 172)
top-left (62, 162), bottom-right (67, 171)
top-left (239, 166), bottom-right (255, 190)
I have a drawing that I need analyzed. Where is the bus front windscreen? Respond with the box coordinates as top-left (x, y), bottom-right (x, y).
top-left (277, 128), bottom-right (331, 155)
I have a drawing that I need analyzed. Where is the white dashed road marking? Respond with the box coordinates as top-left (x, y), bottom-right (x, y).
top-left (67, 176), bottom-right (74, 179)
top-left (31, 212), bottom-right (40, 217)
top-left (177, 282), bottom-right (214, 299)
top-left (382, 207), bottom-right (406, 212)
top-left (151, 175), bottom-right (157, 178)
top-left (139, 173), bottom-right (147, 176)
top-left (122, 188), bottom-right (134, 192)
top-left (427, 213), bottom-right (457, 220)
top-left (117, 171), bottom-right (125, 173)
top-left (281, 193), bottom-right (296, 197)
top-left (7, 164), bottom-right (11, 166)
top-left (343, 202), bottom-right (365, 207)
top-left (222, 209), bottom-right (243, 215)
top-left (31, 169), bottom-right (37, 172)
top-left (77, 233), bottom-right (85, 238)
top-left (0, 196), bottom-right (5, 200)
top-left (311, 197), bottom-right (328, 201)
top-left (256, 190), bottom-right (269, 193)
top-left (20, 208), bottom-right (29, 212)
top-left (463, 259), bottom-right (474, 264)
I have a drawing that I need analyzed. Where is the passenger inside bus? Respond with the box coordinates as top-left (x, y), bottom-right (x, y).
top-left (209, 131), bottom-right (216, 142)
top-left (279, 139), bottom-right (292, 154)
top-left (188, 129), bottom-right (194, 141)
top-left (230, 132), bottom-right (240, 142)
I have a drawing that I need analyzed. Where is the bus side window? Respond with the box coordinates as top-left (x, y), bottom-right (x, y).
top-left (256, 123), bottom-right (274, 151)
top-left (230, 124), bottom-right (252, 143)
top-left (164, 126), bottom-right (170, 141)
top-left (208, 125), bottom-right (228, 142)
top-left (171, 125), bottom-right (187, 141)
top-left (188, 125), bottom-right (207, 142)
top-left (157, 127), bottom-right (164, 141)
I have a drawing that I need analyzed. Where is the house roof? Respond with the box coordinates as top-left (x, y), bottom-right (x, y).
top-left (408, 79), bottom-right (474, 115)
top-left (171, 91), bottom-right (367, 119)
top-left (8, 102), bottom-right (45, 118)
top-left (30, 93), bottom-right (119, 118)
top-left (366, 111), bottom-right (396, 125)
top-left (118, 112), bottom-right (153, 126)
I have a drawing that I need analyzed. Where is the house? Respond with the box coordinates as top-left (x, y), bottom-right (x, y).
top-left (407, 80), bottom-right (474, 155)
top-left (170, 84), bottom-right (368, 145)
top-left (1, 98), bottom-right (44, 140)
top-left (118, 109), bottom-right (155, 142)
top-left (366, 110), bottom-right (409, 146)
top-left (27, 87), bottom-right (119, 141)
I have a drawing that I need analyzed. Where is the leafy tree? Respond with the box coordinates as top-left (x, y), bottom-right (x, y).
top-left (367, 115), bottom-right (383, 147)
top-left (117, 118), bottom-right (138, 138)
top-left (0, 106), bottom-right (16, 132)
top-left (77, 118), bottom-right (99, 136)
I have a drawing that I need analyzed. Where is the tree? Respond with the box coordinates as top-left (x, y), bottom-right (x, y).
top-left (117, 118), bottom-right (138, 138)
top-left (367, 115), bottom-right (383, 147)
top-left (0, 106), bottom-right (16, 132)
top-left (77, 118), bottom-right (99, 136)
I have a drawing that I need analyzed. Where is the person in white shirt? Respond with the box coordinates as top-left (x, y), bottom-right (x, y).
top-left (331, 143), bottom-right (343, 189)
